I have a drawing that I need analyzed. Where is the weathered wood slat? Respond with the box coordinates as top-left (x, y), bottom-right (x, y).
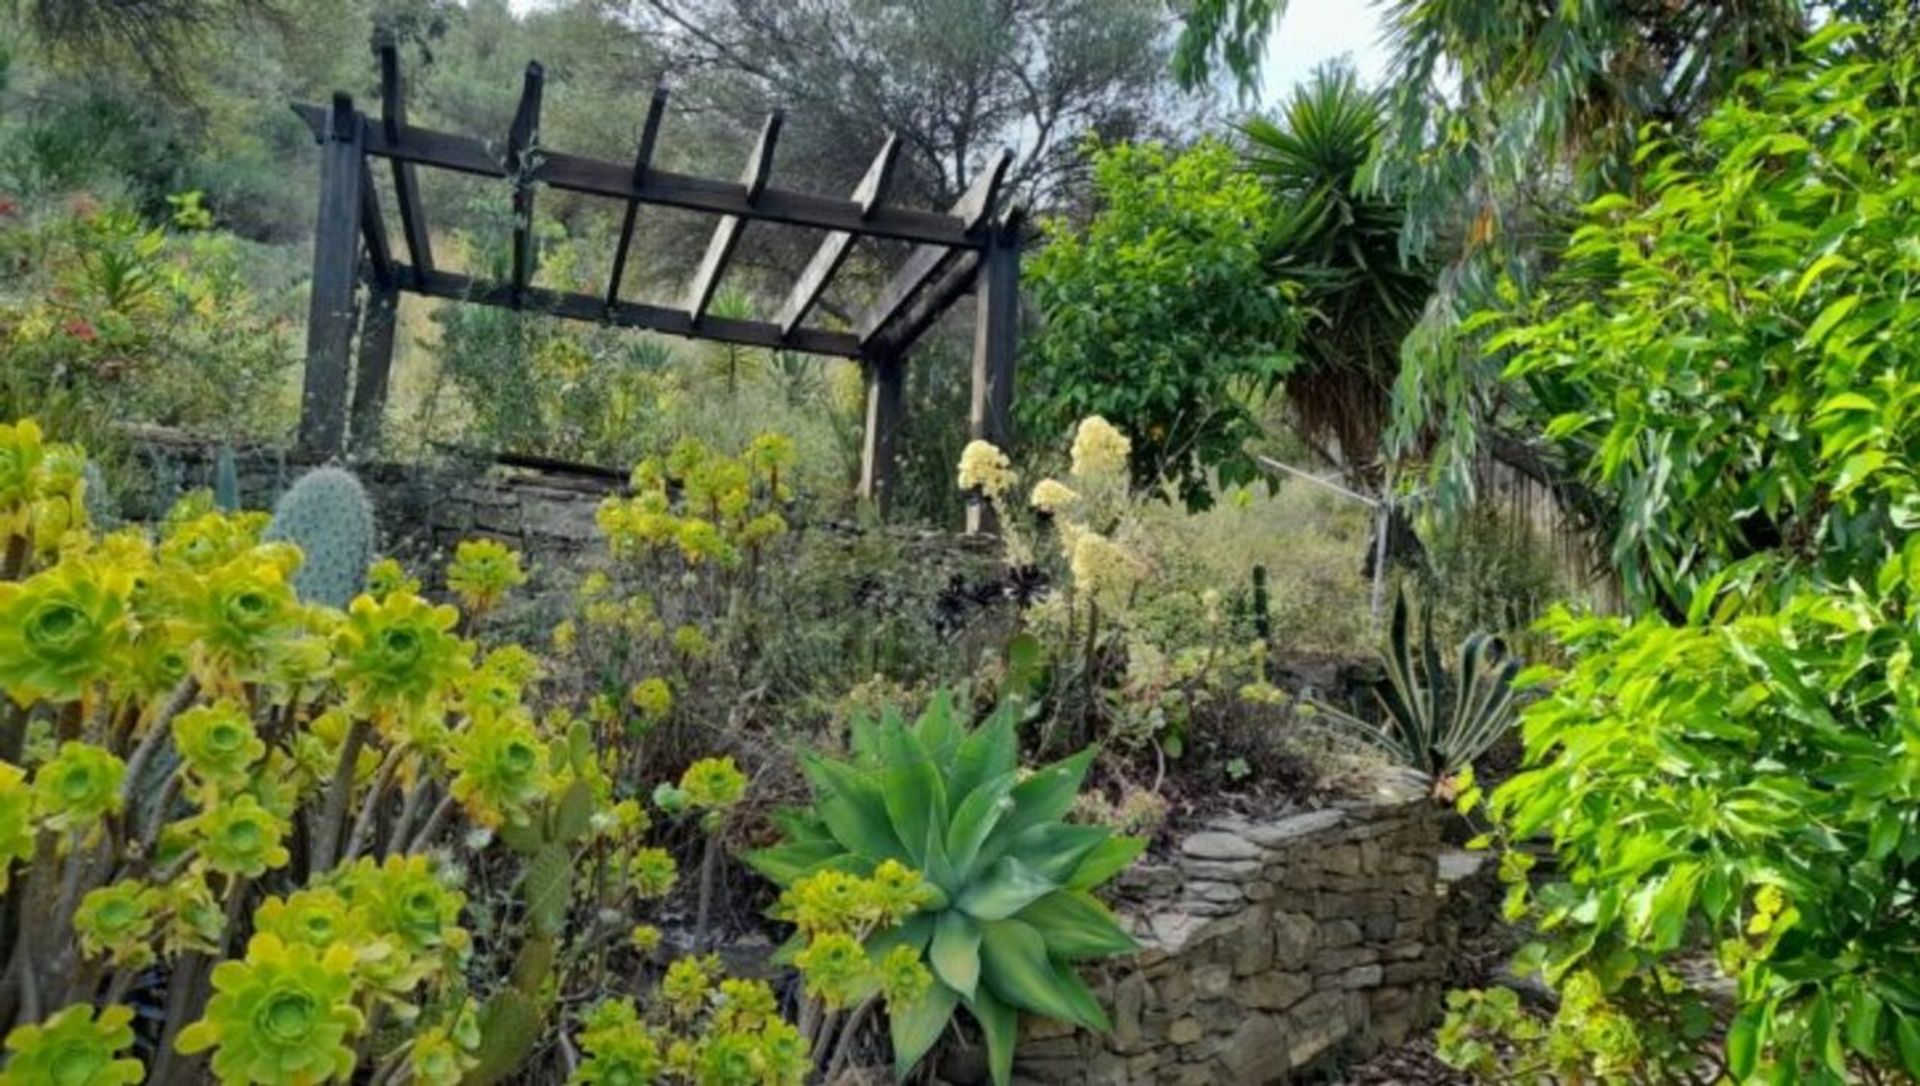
top-left (350, 286), bottom-right (400, 452)
top-left (378, 41), bottom-right (432, 285)
top-left (776, 133), bottom-right (900, 338)
top-left (685, 112), bottom-right (783, 323)
top-left (606, 86), bottom-right (670, 310)
top-left (507, 62), bottom-right (545, 306)
top-left (291, 103), bottom-right (980, 247)
top-left (857, 149), bottom-right (1011, 346)
top-left (395, 265), bottom-right (862, 358)
top-left (358, 158), bottom-right (395, 290)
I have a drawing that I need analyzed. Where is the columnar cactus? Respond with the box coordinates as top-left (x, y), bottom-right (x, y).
top-left (263, 467), bottom-right (376, 608)
top-left (213, 444), bottom-right (241, 512)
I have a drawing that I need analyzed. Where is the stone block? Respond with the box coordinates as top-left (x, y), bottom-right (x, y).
top-left (1242, 809), bottom-right (1345, 847)
top-left (1273, 911), bottom-right (1316, 968)
top-left (1182, 858), bottom-right (1263, 880)
top-left (1182, 831), bottom-right (1265, 862)
top-left (1284, 990), bottom-right (1362, 1070)
top-left (1313, 946), bottom-right (1382, 973)
top-left (1220, 1013), bottom-right (1290, 1084)
top-left (1317, 844), bottom-right (1363, 877)
top-left (1319, 919), bottom-right (1362, 949)
top-left (1168, 1018), bottom-right (1205, 1045)
top-left (1241, 971), bottom-right (1313, 1011)
top-left (1192, 963), bottom-right (1233, 999)
top-left (1337, 964), bottom-right (1385, 989)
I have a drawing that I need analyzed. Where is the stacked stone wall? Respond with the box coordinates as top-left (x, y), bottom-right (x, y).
top-left (1016, 787), bottom-right (1446, 1084)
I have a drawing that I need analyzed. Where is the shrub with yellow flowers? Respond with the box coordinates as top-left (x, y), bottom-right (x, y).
top-left (959, 416), bottom-right (1285, 765)
top-left (0, 418), bottom-right (819, 1086)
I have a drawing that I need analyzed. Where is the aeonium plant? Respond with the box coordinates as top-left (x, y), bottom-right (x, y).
top-left (748, 691), bottom-right (1144, 1086)
top-left (0, 418), bottom-right (809, 1085)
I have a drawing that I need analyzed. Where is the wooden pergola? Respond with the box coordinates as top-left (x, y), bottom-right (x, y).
top-left (292, 44), bottom-right (1022, 522)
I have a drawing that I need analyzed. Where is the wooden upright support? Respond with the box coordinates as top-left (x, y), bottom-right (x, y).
top-left (858, 355), bottom-right (907, 513)
top-left (507, 62), bottom-right (545, 307)
top-left (967, 210), bottom-right (1023, 534)
top-left (350, 286), bottom-right (400, 452)
top-left (298, 94), bottom-right (366, 458)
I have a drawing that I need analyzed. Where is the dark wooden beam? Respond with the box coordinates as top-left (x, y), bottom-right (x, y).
top-left (857, 149), bottom-right (1011, 349)
top-left (377, 39), bottom-right (432, 286)
top-left (393, 264), bottom-right (862, 358)
top-left (506, 62), bottom-right (545, 307)
top-left (297, 94), bottom-right (366, 457)
top-left (606, 86), bottom-right (670, 311)
top-left (776, 133), bottom-right (900, 339)
top-left (858, 355), bottom-right (907, 513)
top-left (685, 111), bottom-right (783, 323)
top-left (292, 103), bottom-right (981, 248)
top-left (967, 208), bottom-right (1024, 534)
top-left (350, 285), bottom-right (400, 452)
top-left (358, 158), bottom-right (395, 291)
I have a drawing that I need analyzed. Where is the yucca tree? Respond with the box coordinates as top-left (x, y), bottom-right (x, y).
top-left (1242, 63), bottom-right (1429, 483)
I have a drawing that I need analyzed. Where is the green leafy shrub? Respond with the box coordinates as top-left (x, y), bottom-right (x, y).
top-left (0, 197), bottom-right (297, 448)
top-left (747, 692), bottom-right (1144, 1086)
top-left (1025, 139), bottom-right (1299, 508)
top-left (1443, 24), bottom-right (1920, 1082)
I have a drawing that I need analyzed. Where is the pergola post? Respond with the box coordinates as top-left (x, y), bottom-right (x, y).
top-left (859, 354), bottom-right (907, 515)
top-left (349, 286), bottom-right (400, 453)
top-left (298, 94), bottom-right (365, 458)
top-left (966, 210), bottom-right (1022, 534)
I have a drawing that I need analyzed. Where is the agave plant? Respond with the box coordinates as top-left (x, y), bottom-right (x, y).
top-left (1308, 589), bottom-right (1520, 782)
top-left (746, 692), bottom-right (1143, 1086)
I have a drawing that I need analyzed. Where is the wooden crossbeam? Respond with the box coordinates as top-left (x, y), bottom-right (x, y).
top-left (358, 157), bottom-right (396, 291)
top-left (291, 103), bottom-right (979, 248)
top-left (507, 62), bottom-right (545, 306)
top-left (395, 264), bottom-right (862, 358)
top-left (857, 149), bottom-right (1011, 348)
top-left (606, 86), bottom-right (670, 311)
top-left (685, 112), bottom-right (783, 323)
top-left (377, 40), bottom-right (432, 286)
top-left (776, 133), bottom-right (900, 339)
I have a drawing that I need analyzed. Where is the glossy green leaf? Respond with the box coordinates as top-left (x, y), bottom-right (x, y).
top-left (891, 981), bottom-right (959, 1080)
top-left (958, 857), bottom-right (1059, 921)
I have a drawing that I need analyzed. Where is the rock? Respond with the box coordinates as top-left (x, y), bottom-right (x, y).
top-left (1187, 880), bottom-right (1245, 905)
top-left (1182, 831), bottom-right (1265, 862)
top-left (1220, 1013), bottom-right (1290, 1084)
top-left (1241, 808), bottom-right (1346, 847)
top-left (1145, 911), bottom-right (1211, 955)
top-left (1192, 963), bottom-right (1233, 999)
top-left (1285, 990), bottom-right (1361, 1070)
top-left (1273, 911), bottom-right (1317, 968)
top-left (1337, 964), bottom-right (1385, 989)
top-left (1318, 844), bottom-right (1363, 877)
top-left (1168, 1018), bottom-right (1205, 1045)
top-left (1319, 919), bottom-right (1363, 949)
top-left (1242, 971), bottom-right (1313, 1011)
top-left (1182, 858), bottom-right (1263, 880)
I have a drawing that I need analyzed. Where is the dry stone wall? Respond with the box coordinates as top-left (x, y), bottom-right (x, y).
top-left (1015, 781), bottom-right (1447, 1085)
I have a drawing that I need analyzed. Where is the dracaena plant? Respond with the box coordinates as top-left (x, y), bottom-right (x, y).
top-left (0, 418), bottom-right (813, 1086)
top-left (747, 691), bottom-right (1144, 1086)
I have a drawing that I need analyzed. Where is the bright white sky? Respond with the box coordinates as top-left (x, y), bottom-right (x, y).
top-left (1258, 0), bottom-right (1390, 103)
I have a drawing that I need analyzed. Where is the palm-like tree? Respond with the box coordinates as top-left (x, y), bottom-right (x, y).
top-left (1242, 63), bottom-right (1429, 484)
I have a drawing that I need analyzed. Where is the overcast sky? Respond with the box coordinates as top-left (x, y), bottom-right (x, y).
top-left (1258, 0), bottom-right (1390, 103)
